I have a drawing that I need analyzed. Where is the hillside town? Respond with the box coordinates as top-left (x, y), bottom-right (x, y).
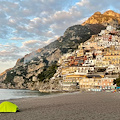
top-left (51, 25), bottom-right (120, 92)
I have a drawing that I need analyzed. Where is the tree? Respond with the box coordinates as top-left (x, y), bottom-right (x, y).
top-left (113, 74), bottom-right (120, 86)
top-left (37, 63), bottom-right (58, 82)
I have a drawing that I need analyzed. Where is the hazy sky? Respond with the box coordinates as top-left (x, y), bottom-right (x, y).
top-left (0, 0), bottom-right (120, 73)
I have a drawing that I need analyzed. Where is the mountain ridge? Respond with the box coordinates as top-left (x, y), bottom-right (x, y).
top-left (82, 10), bottom-right (120, 26)
top-left (0, 10), bottom-right (119, 91)
top-left (0, 24), bottom-right (105, 90)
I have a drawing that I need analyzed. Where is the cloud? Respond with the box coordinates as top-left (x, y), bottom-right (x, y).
top-left (0, 44), bottom-right (23, 62)
top-left (0, 0), bottom-right (82, 39)
top-left (21, 40), bottom-right (44, 52)
top-left (10, 37), bottom-right (25, 40)
top-left (0, 0), bottom-right (120, 73)
top-left (0, 0), bottom-right (119, 40)
top-left (76, 0), bottom-right (90, 6)
top-left (0, 60), bottom-right (16, 74)
top-left (76, 0), bottom-right (120, 13)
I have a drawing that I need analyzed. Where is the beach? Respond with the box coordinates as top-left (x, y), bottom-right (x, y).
top-left (0, 92), bottom-right (120, 120)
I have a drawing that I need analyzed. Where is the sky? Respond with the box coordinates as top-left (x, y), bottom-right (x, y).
top-left (0, 0), bottom-right (120, 73)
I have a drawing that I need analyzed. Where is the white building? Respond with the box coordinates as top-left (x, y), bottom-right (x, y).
top-left (106, 65), bottom-right (120, 73)
top-left (96, 55), bottom-right (103, 61)
top-left (83, 59), bottom-right (96, 66)
top-left (106, 25), bottom-right (116, 32)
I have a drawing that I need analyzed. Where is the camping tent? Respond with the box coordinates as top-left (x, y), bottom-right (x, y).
top-left (0, 101), bottom-right (19, 112)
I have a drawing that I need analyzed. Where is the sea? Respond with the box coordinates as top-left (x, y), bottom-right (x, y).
top-left (0, 89), bottom-right (51, 100)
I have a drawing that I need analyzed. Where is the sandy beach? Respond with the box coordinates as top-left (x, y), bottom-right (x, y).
top-left (0, 92), bottom-right (120, 120)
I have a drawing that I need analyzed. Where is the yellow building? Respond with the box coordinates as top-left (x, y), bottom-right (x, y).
top-left (77, 49), bottom-right (84, 57)
top-left (77, 43), bottom-right (84, 57)
top-left (102, 46), bottom-right (120, 65)
top-left (103, 51), bottom-right (120, 56)
top-left (103, 55), bottom-right (120, 65)
top-left (79, 77), bottom-right (102, 90)
top-left (103, 46), bottom-right (120, 55)
top-left (61, 67), bottom-right (77, 75)
top-left (78, 43), bottom-right (84, 49)
top-left (62, 74), bottom-right (104, 91)
top-left (95, 61), bottom-right (109, 67)
top-left (61, 66), bottom-right (94, 76)
top-left (62, 74), bottom-right (85, 91)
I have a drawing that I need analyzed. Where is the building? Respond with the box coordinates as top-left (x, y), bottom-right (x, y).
top-left (100, 77), bottom-right (116, 90)
top-left (103, 55), bottom-right (120, 65)
top-left (69, 56), bottom-right (87, 66)
top-left (62, 74), bottom-right (104, 91)
top-left (61, 66), bottom-right (94, 76)
top-left (83, 59), bottom-right (96, 67)
top-left (95, 61), bottom-right (109, 68)
top-left (62, 74), bottom-right (85, 91)
top-left (106, 65), bottom-right (120, 74)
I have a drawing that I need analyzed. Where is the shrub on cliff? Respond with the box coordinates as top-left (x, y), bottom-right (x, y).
top-left (2, 71), bottom-right (16, 86)
top-left (113, 74), bottom-right (120, 86)
top-left (37, 63), bottom-right (58, 82)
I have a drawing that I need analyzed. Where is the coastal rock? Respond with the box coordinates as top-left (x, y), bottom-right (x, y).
top-left (27, 62), bottom-right (45, 73)
top-left (32, 76), bottom-right (38, 82)
top-left (13, 76), bottom-right (25, 89)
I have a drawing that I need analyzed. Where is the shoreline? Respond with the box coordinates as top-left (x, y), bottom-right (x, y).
top-left (0, 88), bottom-right (82, 101)
top-left (0, 92), bottom-right (120, 120)
top-left (0, 90), bottom-right (117, 102)
top-left (0, 90), bottom-right (80, 101)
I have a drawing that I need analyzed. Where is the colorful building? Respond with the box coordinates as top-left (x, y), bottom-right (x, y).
top-left (100, 77), bottom-right (116, 90)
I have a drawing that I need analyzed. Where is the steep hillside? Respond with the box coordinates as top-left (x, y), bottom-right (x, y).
top-left (3, 7), bottom-right (119, 91)
top-left (82, 10), bottom-right (120, 27)
top-left (0, 24), bottom-right (105, 90)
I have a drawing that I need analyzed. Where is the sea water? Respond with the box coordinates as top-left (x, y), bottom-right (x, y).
top-left (0, 89), bottom-right (50, 100)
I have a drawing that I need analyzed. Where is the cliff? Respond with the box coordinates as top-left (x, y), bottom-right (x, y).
top-left (82, 10), bottom-right (120, 27)
top-left (0, 24), bottom-right (105, 90)
top-left (2, 10), bottom-right (120, 91)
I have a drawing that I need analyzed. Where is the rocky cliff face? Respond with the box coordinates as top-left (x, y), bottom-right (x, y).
top-left (1, 9), bottom-right (114, 91)
top-left (0, 24), bottom-right (105, 90)
top-left (82, 10), bottom-right (120, 27)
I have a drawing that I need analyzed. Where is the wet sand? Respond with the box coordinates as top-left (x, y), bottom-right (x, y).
top-left (0, 92), bottom-right (120, 120)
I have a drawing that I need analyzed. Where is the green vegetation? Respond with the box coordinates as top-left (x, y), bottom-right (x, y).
top-left (37, 63), bottom-right (58, 82)
top-left (3, 71), bottom-right (16, 86)
top-left (117, 27), bottom-right (120, 30)
top-left (113, 74), bottom-right (120, 86)
top-left (20, 58), bottom-right (24, 62)
top-left (2, 66), bottom-right (29, 87)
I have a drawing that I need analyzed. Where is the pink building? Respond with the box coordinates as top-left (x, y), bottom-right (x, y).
top-left (100, 78), bottom-right (116, 90)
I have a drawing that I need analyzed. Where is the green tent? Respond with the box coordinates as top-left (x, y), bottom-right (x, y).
top-left (0, 101), bottom-right (19, 112)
